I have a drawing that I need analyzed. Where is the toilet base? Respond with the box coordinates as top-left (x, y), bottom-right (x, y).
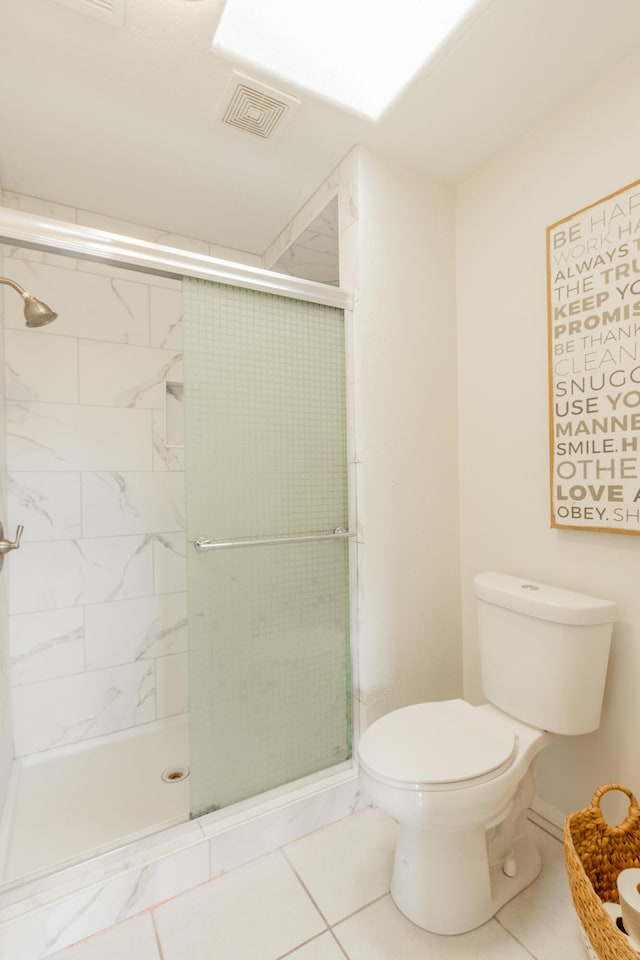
top-left (390, 824), bottom-right (542, 935)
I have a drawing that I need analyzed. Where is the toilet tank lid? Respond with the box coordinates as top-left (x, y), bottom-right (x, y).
top-left (474, 572), bottom-right (617, 626)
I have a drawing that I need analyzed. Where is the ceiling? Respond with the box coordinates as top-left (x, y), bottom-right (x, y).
top-left (1, 0), bottom-right (640, 258)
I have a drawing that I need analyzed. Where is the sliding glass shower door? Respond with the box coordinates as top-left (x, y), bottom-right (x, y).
top-left (183, 279), bottom-right (351, 818)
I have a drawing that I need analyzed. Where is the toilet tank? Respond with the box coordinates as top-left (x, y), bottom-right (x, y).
top-left (474, 572), bottom-right (617, 735)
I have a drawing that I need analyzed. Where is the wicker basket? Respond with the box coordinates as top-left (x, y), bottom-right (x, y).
top-left (564, 783), bottom-right (640, 959)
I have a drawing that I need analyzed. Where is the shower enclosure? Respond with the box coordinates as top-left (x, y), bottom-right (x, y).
top-left (0, 207), bottom-right (355, 927)
top-left (184, 279), bottom-right (351, 816)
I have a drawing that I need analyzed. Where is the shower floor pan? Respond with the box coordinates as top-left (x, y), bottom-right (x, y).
top-left (0, 718), bottom-right (359, 958)
top-left (0, 715), bottom-right (190, 885)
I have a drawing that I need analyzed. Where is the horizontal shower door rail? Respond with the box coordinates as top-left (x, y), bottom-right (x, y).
top-left (193, 529), bottom-right (354, 552)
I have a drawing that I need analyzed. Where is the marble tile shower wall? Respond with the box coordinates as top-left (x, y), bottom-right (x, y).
top-left (1, 245), bottom-right (189, 758)
top-left (0, 247), bottom-right (11, 808)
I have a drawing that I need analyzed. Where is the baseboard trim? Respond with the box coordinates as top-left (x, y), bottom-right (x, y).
top-left (529, 796), bottom-right (565, 841)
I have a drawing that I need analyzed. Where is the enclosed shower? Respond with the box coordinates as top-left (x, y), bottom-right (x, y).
top-left (0, 211), bottom-right (354, 936)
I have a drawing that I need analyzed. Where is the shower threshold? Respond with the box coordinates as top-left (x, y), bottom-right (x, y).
top-left (0, 721), bottom-right (360, 959)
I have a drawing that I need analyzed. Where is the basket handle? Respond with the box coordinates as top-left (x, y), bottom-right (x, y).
top-left (590, 782), bottom-right (640, 832)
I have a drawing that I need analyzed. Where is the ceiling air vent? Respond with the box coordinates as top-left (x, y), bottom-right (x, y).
top-left (220, 74), bottom-right (300, 140)
top-left (50, 0), bottom-right (125, 26)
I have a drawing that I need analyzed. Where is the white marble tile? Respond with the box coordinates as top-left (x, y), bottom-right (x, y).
top-left (155, 652), bottom-right (189, 719)
top-left (8, 471), bottom-right (82, 540)
top-left (274, 245), bottom-right (339, 285)
top-left (150, 286), bottom-right (183, 350)
top-left (2, 257), bottom-right (150, 344)
top-left (209, 242), bottom-right (262, 267)
top-left (78, 340), bottom-right (182, 409)
top-left (84, 592), bottom-right (187, 668)
top-left (497, 826), bottom-right (587, 959)
top-left (263, 180), bottom-right (339, 270)
top-left (154, 850), bottom-right (326, 960)
top-left (0, 674), bottom-right (11, 822)
top-left (9, 607), bottom-right (84, 686)
top-left (284, 806), bottom-right (397, 925)
top-left (8, 535), bottom-right (154, 615)
top-left (271, 200), bottom-right (339, 286)
top-left (0, 778), bottom-right (365, 958)
top-left (0, 196), bottom-right (79, 269)
top-left (76, 209), bottom-right (210, 255)
top-left (81, 471), bottom-right (184, 537)
top-left (0, 843), bottom-right (209, 959)
top-left (206, 776), bottom-right (364, 874)
top-left (152, 409), bottom-right (184, 471)
top-left (334, 895), bottom-right (534, 959)
top-left (338, 151), bottom-right (359, 232)
top-left (11, 661), bottom-right (156, 755)
top-left (164, 381), bottom-right (184, 448)
top-left (75, 258), bottom-right (177, 288)
top-left (5, 330), bottom-right (78, 403)
top-left (6, 401), bottom-right (152, 472)
top-left (49, 914), bottom-right (161, 960)
top-left (0, 241), bottom-right (77, 271)
top-left (152, 533), bottom-right (187, 594)
top-left (1, 191), bottom-right (77, 223)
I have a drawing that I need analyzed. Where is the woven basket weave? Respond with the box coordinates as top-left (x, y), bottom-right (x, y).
top-left (564, 783), bottom-right (640, 959)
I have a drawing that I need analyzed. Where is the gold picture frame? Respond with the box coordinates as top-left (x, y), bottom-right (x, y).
top-left (547, 178), bottom-right (640, 534)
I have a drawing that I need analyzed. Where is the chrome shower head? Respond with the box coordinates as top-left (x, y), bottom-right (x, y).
top-left (0, 276), bottom-right (57, 327)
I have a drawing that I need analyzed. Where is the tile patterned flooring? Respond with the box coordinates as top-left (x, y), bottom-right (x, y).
top-left (50, 806), bottom-right (589, 960)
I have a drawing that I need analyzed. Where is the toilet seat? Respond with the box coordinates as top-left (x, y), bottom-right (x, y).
top-left (358, 699), bottom-right (517, 790)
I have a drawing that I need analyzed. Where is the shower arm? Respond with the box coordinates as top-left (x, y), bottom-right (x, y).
top-left (0, 276), bottom-right (29, 297)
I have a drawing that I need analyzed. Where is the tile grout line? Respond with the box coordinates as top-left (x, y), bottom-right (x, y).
top-left (327, 927), bottom-right (351, 959)
top-left (280, 846), bottom-right (391, 957)
top-left (280, 847), bottom-right (333, 929)
top-left (150, 908), bottom-right (166, 960)
top-left (273, 931), bottom-right (339, 960)
top-left (494, 915), bottom-right (539, 959)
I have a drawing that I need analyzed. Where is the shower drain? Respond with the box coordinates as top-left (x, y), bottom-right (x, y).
top-left (161, 765), bottom-right (190, 783)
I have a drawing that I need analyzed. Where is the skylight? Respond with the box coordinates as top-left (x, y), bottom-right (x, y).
top-left (211, 0), bottom-right (483, 121)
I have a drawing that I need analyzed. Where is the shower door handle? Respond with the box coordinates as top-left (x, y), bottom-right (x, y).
top-left (193, 528), bottom-right (354, 552)
top-left (0, 523), bottom-right (24, 570)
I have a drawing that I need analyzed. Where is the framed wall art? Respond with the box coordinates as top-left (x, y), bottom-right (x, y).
top-left (548, 178), bottom-right (640, 534)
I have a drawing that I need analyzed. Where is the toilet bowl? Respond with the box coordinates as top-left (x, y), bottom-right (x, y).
top-left (357, 572), bottom-right (617, 935)
top-left (358, 700), bottom-right (553, 934)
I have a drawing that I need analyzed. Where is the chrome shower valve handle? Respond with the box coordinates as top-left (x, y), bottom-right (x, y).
top-left (0, 523), bottom-right (24, 570)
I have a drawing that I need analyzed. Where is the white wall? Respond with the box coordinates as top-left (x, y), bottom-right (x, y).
top-left (457, 52), bottom-right (640, 819)
top-left (342, 148), bottom-right (462, 729)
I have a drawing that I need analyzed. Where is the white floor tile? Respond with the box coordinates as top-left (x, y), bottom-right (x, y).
top-left (333, 895), bottom-right (535, 960)
top-left (284, 806), bottom-right (397, 924)
top-left (153, 850), bottom-right (326, 960)
top-left (285, 932), bottom-right (348, 959)
top-left (49, 914), bottom-right (160, 960)
top-left (497, 826), bottom-right (587, 959)
top-left (28, 811), bottom-right (587, 960)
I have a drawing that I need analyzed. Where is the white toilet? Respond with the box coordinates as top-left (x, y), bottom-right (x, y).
top-left (358, 571), bottom-right (616, 935)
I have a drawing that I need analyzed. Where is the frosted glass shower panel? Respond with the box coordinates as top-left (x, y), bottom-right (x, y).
top-left (183, 279), bottom-right (350, 817)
